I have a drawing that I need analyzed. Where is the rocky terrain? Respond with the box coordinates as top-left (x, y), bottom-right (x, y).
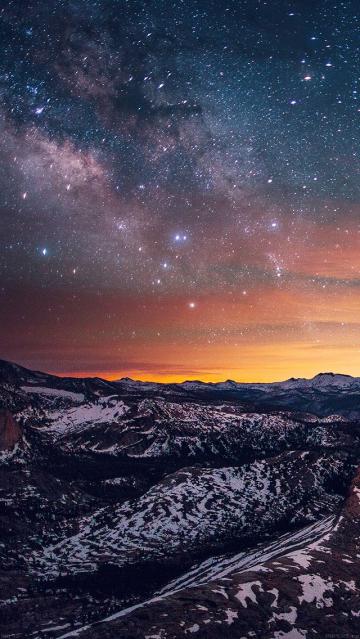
top-left (1, 359), bottom-right (360, 638)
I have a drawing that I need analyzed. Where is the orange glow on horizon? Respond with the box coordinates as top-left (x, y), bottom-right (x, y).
top-left (54, 339), bottom-right (360, 384)
top-left (3, 211), bottom-right (360, 384)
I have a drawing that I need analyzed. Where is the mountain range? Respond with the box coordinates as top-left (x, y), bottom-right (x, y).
top-left (1, 358), bottom-right (360, 638)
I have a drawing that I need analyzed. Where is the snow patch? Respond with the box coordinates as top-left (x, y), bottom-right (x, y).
top-left (21, 386), bottom-right (84, 401)
top-left (235, 581), bottom-right (263, 608)
top-left (298, 574), bottom-right (334, 608)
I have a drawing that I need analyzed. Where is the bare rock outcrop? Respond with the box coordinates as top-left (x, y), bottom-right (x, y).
top-left (0, 409), bottom-right (22, 451)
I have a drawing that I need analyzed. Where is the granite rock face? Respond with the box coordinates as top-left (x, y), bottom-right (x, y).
top-left (0, 409), bottom-right (22, 451)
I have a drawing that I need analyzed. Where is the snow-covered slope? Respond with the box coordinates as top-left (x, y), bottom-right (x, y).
top-left (33, 450), bottom-right (345, 578)
top-left (55, 470), bottom-right (360, 639)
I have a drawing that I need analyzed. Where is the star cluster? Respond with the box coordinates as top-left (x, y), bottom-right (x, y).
top-left (1, 0), bottom-right (359, 381)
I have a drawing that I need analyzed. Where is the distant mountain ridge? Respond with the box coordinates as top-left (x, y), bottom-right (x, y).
top-left (0, 356), bottom-right (357, 385)
top-left (2, 358), bottom-right (360, 419)
top-left (118, 370), bottom-right (357, 388)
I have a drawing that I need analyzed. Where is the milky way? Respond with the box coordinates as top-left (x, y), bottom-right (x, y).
top-left (1, 0), bottom-right (359, 381)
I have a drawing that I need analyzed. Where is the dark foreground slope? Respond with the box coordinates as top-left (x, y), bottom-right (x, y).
top-left (0, 359), bottom-right (360, 638)
top-left (66, 468), bottom-right (360, 639)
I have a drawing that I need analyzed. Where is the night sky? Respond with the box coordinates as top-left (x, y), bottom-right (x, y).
top-left (1, 0), bottom-right (359, 382)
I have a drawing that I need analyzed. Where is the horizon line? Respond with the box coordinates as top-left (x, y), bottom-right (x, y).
top-left (0, 357), bottom-right (356, 385)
